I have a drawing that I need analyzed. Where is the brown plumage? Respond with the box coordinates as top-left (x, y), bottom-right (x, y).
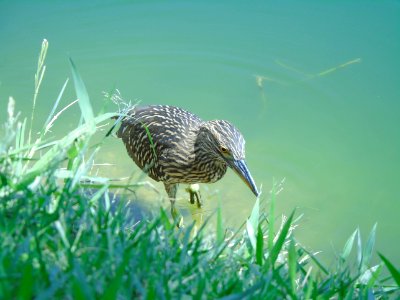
top-left (115, 105), bottom-right (259, 214)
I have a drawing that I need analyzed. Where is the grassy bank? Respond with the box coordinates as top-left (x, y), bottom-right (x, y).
top-left (0, 40), bottom-right (399, 299)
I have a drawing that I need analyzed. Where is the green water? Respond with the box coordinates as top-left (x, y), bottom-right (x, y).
top-left (1, 1), bottom-right (399, 263)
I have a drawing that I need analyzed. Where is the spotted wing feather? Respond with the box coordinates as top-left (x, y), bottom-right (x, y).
top-left (116, 105), bottom-right (203, 182)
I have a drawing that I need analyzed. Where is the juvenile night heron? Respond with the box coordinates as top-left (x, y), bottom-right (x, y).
top-left (114, 105), bottom-right (259, 220)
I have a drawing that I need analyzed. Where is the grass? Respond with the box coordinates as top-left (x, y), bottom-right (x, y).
top-left (0, 40), bottom-right (399, 299)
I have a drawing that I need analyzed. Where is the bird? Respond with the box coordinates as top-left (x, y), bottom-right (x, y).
top-left (113, 104), bottom-right (259, 222)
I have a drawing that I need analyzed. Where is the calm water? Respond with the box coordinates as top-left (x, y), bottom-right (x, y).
top-left (1, 1), bottom-right (399, 263)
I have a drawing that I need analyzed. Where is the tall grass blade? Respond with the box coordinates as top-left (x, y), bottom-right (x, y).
top-left (256, 224), bottom-right (264, 266)
top-left (366, 265), bottom-right (382, 288)
top-left (362, 223), bottom-right (377, 271)
top-left (72, 278), bottom-right (91, 300)
top-left (268, 180), bottom-right (276, 251)
top-left (299, 246), bottom-right (329, 275)
top-left (29, 39), bottom-right (48, 144)
top-left (246, 219), bottom-right (256, 250)
top-left (359, 265), bottom-right (381, 287)
top-left (43, 78), bottom-right (69, 133)
top-left (378, 253), bottom-right (400, 286)
top-left (249, 197), bottom-right (259, 232)
top-left (268, 210), bottom-right (295, 268)
top-left (101, 260), bottom-right (126, 300)
top-left (15, 118), bottom-right (25, 150)
top-left (304, 278), bottom-right (314, 299)
top-left (344, 287), bottom-right (354, 300)
top-left (141, 122), bottom-right (157, 159)
top-left (288, 237), bottom-right (297, 292)
top-left (69, 57), bottom-right (95, 133)
top-left (357, 227), bottom-right (363, 267)
top-left (54, 220), bottom-right (70, 249)
top-left (46, 99), bottom-right (79, 135)
top-left (71, 263), bottom-right (94, 300)
top-left (342, 229), bottom-right (358, 260)
top-left (17, 262), bottom-right (34, 300)
top-left (159, 207), bottom-right (172, 230)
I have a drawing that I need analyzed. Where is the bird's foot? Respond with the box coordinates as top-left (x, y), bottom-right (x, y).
top-left (186, 184), bottom-right (203, 208)
top-left (170, 199), bottom-right (184, 228)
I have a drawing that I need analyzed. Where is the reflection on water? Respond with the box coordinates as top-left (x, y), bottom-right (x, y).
top-left (1, 0), bottom-right (399, 263)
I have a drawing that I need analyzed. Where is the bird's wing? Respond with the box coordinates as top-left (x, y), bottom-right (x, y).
top-left (117, 105), bottom-right (202, 149)
top-left (116, 105), bottom-right (202, 182)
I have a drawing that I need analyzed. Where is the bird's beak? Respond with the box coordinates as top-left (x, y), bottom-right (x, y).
top-left (230, 159), bottom-right (259, 197)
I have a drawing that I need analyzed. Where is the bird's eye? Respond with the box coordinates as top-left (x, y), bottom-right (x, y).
top-left (220, 146), bottom-right (229, 154)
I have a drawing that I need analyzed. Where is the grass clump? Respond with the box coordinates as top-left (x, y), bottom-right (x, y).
top-left (0, 40), bottom-right (399, 299)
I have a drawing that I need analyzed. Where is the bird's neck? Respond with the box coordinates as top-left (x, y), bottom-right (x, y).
top-left (190, 129), bottom-right (227, 183)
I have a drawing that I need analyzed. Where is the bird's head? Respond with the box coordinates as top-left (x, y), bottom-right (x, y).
top-left (199, 120), bottom-right (259, 197)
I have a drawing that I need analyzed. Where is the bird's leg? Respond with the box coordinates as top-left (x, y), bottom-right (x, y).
top-left (186, 184), bottom-right (202, 208)
top-left (164, 183), bottom-right (183, 227)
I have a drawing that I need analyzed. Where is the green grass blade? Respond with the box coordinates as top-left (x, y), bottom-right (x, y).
top-left (268, 180), bottom-right (276, 252)
top-left (69, 57), bottom-right (95, 133)
top-left (365, 265), bottom-right (382, 288)
top-left (268, 210), bottom-right (295, 268)
top-left (342, 228), bottom-right (358, 261)
top-left (43, 78), bottom-right (69, 133)
top-left (357, 227), bottom-right (363, 267)
top-left (17, 261), bottom-right (34, 300)
top-left (256, 224), bottom-right (264, 266)
top-left (362, 223), bottom-right (377, 271)
top-left (378, 253), bottom-right (400, 286)
top-left (15, 118), bottom-right (27, 151)
top-left (72, 278), bottom-right (90, 300)
top-left (159, 207), bottom-right (172, 230)
top-left (299, 246), bottom-right (329, 275)
top-left (249, 197), bottom-right (259, 231)
top-left (29, 39), bottom-right (48, 144)
top-left (71, 263), bottom-right (94, 300)
top-left (304, 278), bottom-right (314, 299)
top-left (343, 287), bottom-right (354, 300)
top-left (288, 237), bottom-right (297, 292)
top-left (88, 185), bottom-right (110, 206)
top-left (101, 262), bottom-right (125, 300)
top-left (141, 122), bottom-right (157, 159)
top-left (246, 219), bottom-right (256, 250)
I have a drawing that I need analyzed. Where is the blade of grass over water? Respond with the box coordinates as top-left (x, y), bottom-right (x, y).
top-left (361, 223), bottom-right (377, 272)
top-left (378, 253), bottom-right (400, 287)
top-left (69, 57), bottom-right (95, 133)
top-left (267, 210), bottom-right (295, 269)
top-left (299, 246), bottom-right (329, 276)
top-left (43, 78), bottom-right (69, 134)
top-left (249, 197), bottom-right (259, 232)
top-left (268, 180), bottom-right (276, 252)
top-left (29, 39), bottom-right (48, 144)
top-left (288, 237), bottom-right (297, 292)
top-left (256, 224), bottom-right (264, 266)
top-left (246, 219), bottom-right (256, 250)
top-left (342, 228), bottom-right (358, 261)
